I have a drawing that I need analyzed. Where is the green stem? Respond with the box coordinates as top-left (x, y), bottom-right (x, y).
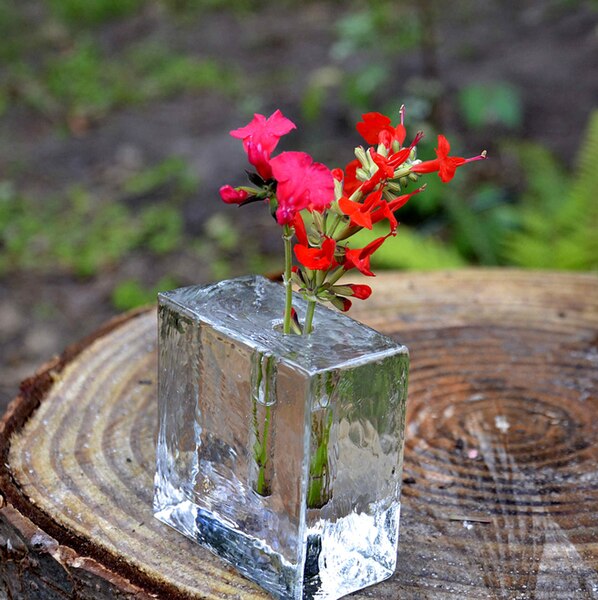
top-left (326, 267), bottom-right (346, 286)
top-left (282, 224), bottom-right (293, 335)
top-left (255, 403), bottom-right (272, 495)
top-left (303, 300), bottom-right (316, 335)
top-left (307, 411), bottom-right (333, 508)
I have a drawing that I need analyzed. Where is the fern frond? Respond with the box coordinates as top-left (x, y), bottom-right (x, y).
top-left (504, 109), bottom-right (598, 270)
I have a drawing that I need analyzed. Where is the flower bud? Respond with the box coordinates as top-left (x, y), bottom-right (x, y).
top-left (329, 284), bottom-right (372, 300)
top-left (331, 168), bottom-right (344, 181)
top-left (347, 284), bottom-right (372, 299)
top-left (386, 181), bottom-right (403, 193)
top-left (220, 185), bottom-right (249, 204)
top-left (356, 168), bottom-right (369, 181)
top-left (329, 295), bottom-right (352, 312)
top-left (376, 142), bottom-right (389, 156)
top-left (354, 146), bottom-right (369, 167)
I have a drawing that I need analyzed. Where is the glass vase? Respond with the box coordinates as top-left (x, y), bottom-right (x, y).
top-left (154, 275), bottom-right (409, 600)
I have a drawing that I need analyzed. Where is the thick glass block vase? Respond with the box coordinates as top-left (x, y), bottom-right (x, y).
top-left (154, 276), bottom-right (409, 599)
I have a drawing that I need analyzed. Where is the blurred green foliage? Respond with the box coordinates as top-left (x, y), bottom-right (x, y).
top-left (0, 159), bottom-right (195, 277)
top-left (48, 0), bottom-right (144, 26)
top-left (459, 82), bottom-right (523, 131)
top-left (503, 111), bottom-right (598, 269)
top-left (111, 276), bottom-right (179, 310)
top-left (5, 39), bottom-right (236, 126)
top-left (351, 225), bottom-right (466, 271)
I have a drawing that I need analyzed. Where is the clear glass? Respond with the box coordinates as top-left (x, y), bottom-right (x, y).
top-left (154, 276), bottom-right (409, 600)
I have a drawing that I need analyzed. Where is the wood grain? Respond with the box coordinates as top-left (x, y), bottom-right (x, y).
top-left (1, 270), bottom-right (597, 598)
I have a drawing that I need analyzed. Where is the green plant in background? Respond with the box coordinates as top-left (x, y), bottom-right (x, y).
top-left (124, 157), bottom-right (198, 201)
top-left (112, 276), bottom-right (179, 310)
top-left (48, 0), bottom-right (144, 26)
top-left (350, 225), bottom-right (466, 270)
top-left (2, 33), bottom-right (237, 128)
top-left (503, 110), bottom-right (598, 270)
top-left (302, 1), bottom-right (425, 121)
top-left (459, 82), bottom-right (523, 131)
top-left (0, 158), bottom-right (195, 277)
top-left (45, 39), bottom-right (132, 122)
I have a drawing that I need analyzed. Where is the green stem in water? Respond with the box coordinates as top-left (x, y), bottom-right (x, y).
top-left (282, 224), bottom-right (294, 335)
top-left (303, 300), bottom-right (316, 335)
top-left (255, 403), bottom-right (272, 495)
top-left (307, 410), bottom-right (333, 508)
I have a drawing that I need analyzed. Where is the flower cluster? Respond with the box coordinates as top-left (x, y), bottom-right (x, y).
top-left (221, 107), bottom-right (486, 334)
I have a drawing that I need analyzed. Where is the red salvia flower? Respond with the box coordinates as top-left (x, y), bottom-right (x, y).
top-left (356, 112), bottom-right (406, 149)
top-left (270, 151), bottom-right (334, 225)
top-left (294, 237), bottom-right (337, 271)
top-left (343, 234), bottom-right (392, 277)
top-left (338, 189), bottom-right (385, 230)
top-left (353, 131), bottom-right (424, 195)
top-left (411, 135), bottom-right (487, 183)
top-left (230, 110), bottom-right (296, 179)
top-left (369, 187), bottom-right (425, 233)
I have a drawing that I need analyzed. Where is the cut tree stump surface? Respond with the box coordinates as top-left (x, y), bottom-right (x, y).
top-left (1, 270), bottom-right (597, 599)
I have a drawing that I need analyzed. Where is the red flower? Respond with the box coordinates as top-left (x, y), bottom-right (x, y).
top-left (356, 112), bottom-right (406, 149)
top-left (369, 187), bottom-right (425, 232)
top-left (343, 234), bottom-right (392, 276)
top-left (230, 110), bottom-right (296, 179)
top-left (338, 189), bottom-right (385, 230)
top-left (270, 151), bottom-right (334, 225)
top-left (349, 131), bottom-right (424, 196)
top-left (219, 185), bottom-right (249, 204)
top-left (411, 135), bottom-right (487, 183)
top-left (294, 237), bottom-right (337, 271)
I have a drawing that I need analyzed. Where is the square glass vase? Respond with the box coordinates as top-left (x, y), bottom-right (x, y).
top-left (154, 275), bottom-right (409, 600)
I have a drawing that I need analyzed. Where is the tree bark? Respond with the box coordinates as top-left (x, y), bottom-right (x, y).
top-left (1, 270), bottom-right (597, 599)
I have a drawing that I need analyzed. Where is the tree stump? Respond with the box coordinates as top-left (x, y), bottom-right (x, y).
top-left (1, 270), bottom-right (597, 599)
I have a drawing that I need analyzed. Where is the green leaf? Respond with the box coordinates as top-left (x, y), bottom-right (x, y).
top-left (459, 82), bottom-right (523, 130)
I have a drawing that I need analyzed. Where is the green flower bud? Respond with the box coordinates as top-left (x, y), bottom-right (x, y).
top-left (386, 181), bottom-right (403, 193)
top-left (376, 143), bottom-right (388, 156)
top-left (354, 146), bottom-right (368, 166)
top-left (356, 168), bottom-right (369, 181)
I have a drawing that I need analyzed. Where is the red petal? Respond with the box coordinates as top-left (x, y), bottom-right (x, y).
top-left (356, 112), bottom-right (392, 145)
top-left (411, 158), bottom-right (440, 175)
top-left (338, 196), bottom-right (358, 216)
top-left (293, 213), bottom-right (308, 246)
top-left (436, 134), bottom-right (451, 159)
